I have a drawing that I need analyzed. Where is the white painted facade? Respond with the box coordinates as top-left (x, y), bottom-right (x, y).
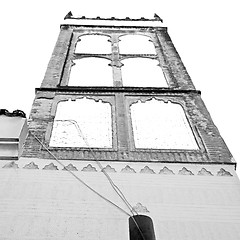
top-left (0, 158), bottom-right (239, 239)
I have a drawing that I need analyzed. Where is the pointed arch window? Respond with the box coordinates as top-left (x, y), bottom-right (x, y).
top-left (121, 58), bottom-right (168, 87)
top-left (130, 99), bottom-right (199, 149)
top-left (119, 35), bottom-right (156, 54)
top-left (68, 57), bottom-right (113, 86)
top-left (75, 34), bottom-right (111, 54)
top-left (50, 98), bottom-right (112, 148)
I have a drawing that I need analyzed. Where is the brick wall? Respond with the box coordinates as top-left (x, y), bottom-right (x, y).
top-left (22, 23), bottom-right (234, 166)
top-left (41, 27), bottom-right (73, 88)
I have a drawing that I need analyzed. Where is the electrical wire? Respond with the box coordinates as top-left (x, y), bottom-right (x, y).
top-left (54, 120), bottom-right (146, 240)
top-left (31, 124), bottom-right (146, 240)
top-left (56, 119), bottom-right (139, 216)
top-left (30, 132), bottom-right (131, 217)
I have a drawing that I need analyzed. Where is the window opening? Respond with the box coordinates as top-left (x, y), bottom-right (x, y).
top-left (50, 98), bottom-right (112, 148)
top-left (121, 58), bottom-right (168, 87)
top-left (131, 99), bottom-right (199, 149)
top-left (68, 58), bottom-right (113, 86)
top-left (119, 35), bottom-right (156, 54)
top-left (75, 34), bottom-right (111, 54)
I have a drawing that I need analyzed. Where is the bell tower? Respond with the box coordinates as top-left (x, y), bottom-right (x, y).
top-left (22, 13), bottom-right (232, 164)
top-left (1, 13), bottom-right (240, 240)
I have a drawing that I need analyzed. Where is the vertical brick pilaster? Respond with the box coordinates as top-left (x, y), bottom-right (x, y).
top-left (115, 93), bottom-right (129, 151)
top-left (41, 26), bottom-right (73, 88)
top-left (156, 29), bottom-right (196, 90)
top-left (112, 34), bottom-right (122, 87)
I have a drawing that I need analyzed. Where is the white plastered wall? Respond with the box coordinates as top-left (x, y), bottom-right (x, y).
top-left (0, 158), bottom-right (240, 240)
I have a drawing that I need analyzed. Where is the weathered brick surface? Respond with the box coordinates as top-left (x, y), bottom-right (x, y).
top-left (22, 91), bottom-right (233, 164)
top-left (22, 24), bottom-right (234, 166)
top-left (157, 29), bottom-right (196, 90)
top-left (29, 98), bottom-right (53, 119)
top-left (185, 94), bottom-right (232, 162)
top-left (41, 27), bottom-right (73, 88)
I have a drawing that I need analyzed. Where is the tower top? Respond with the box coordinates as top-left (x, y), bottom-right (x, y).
top-left (62, 12), bottom-right (164, 28)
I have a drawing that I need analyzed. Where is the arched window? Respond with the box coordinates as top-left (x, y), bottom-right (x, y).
top-left (50, 98), bottom-right (112, 148)
top-left (68, 57), bottom-right (113, 86)
top-left (75, 34), bottom-right (111, 54)
top-left (130, 99), bottom-right (198, 149)
top-left (121, 58), bottom-right (168, 87)
top-left (119, 35), bottom-right (156, 54)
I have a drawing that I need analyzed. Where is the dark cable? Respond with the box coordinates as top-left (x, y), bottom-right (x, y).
top-left (56, 119), bottom-right (139, 216)
top-left (30, 132), bottom-right (131, 217)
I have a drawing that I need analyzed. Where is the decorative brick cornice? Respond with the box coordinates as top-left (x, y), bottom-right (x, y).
top-left (64, 12), bottom-right (163, 22)
top-left (62, 13), bottom-right (165, 28)
top-left (1, 160), bottom-right (235, 177)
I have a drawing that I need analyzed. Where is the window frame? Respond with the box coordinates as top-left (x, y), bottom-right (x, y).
top-left (47, 94), bottom-right (117, 151)
top-left (126, 95), bottom-right (202, 152)
top-left (61, 30), bottom-right (171, 88)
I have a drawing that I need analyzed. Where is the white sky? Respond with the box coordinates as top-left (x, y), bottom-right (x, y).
top-left (0, 0), bottom-right (239, 173)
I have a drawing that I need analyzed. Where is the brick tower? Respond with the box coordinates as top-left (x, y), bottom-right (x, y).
top-left (0, 13), bottom-right (240, 239)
